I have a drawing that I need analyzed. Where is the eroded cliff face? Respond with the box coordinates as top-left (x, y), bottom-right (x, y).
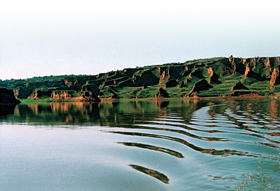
top-left (51, 91), bottom-right (72, 100)
top-left (3, 56), bottom-right (280, 100)
top-left (270, 66), bottom-right (280, 87)
top-left (0, 88), bottom-right (21, 104)
top-left (190, 80), bottom-right (213, 94)
top-left (231, 82), bottom-right (249, 91)
top-left (28, 89), bottom-right (52, 99)
top-left (155, 87), bottom-right (169, 99)
top-left (50, 90), bottom-right (100, 102)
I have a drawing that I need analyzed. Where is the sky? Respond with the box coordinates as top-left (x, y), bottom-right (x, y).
top-left (1, 0), bottom-right (280, 80)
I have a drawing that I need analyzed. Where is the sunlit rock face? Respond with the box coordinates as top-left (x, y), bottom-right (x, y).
top-left (270, 66), bottom-right (280, 87)
top-left (3, 56), bottom-right (280, 99)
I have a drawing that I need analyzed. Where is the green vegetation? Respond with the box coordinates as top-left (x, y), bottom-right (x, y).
top-left (2, 56), bottom-right (280, 101)
top-left (19, 98), bottom-right (51, 104)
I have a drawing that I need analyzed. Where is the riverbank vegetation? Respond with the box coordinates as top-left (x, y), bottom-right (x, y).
top-left (1, 56), bottom-right (280, 102)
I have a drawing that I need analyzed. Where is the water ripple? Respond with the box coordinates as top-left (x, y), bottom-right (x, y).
top-left (103, 100), bottom-right (280, 188)
top-left (2, 99), bottom-right (280, 190)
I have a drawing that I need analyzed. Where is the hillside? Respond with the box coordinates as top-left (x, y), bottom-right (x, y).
top-left (1, 56), bottom-right (280, 101)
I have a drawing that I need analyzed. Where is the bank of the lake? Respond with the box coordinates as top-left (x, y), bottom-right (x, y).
top-left (2, 56), bottom-right (280, 103)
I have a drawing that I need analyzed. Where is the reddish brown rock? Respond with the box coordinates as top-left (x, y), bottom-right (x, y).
top-left (82, 91), bottom-right (101, 101)
top-left (159, 71), bottom-right (166, 83)
top-left (51, 91), bottom-right (72, 100)
top-left (242, 59), bottom-right (247, 65)
top-left (207, 67), bottom-right (221, 84)
top-left (231, 56), bottom-right (245, 75)
top-left (28, 89), bottom-right (53, 99)
top-left (250, 57), bottom-right (257, 69)
top-left (264, 58), bottom-right (270, 67)
top-left (208, 67), bottom-right (214, 76)
top-left (244, 65), bottom-right (251, 77)
top-left (182, 68), bottom-right (190, 77)
top-left (270, 67), bottom-right (280, 87)
top-left (64, 78), bottom-right (77, 86)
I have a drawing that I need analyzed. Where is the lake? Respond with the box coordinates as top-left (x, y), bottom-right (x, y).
top-left (0, 99), bottom-right (280, 190)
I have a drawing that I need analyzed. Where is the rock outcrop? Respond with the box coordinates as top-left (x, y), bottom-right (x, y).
top-left (155, 87), bottom-right (169, 99)
top-left (244, 65), bottom-right (251, 78)
top-left (270, 66), bottom-right (280, 87)
top-left (50, 90), bottom-right (100, 102)
top-left (81, 84), bottom-right (100, 98)
top-left (0, 88), bottom-right (21, 104)
top-left (81, 91), bottom-right (101, 102)
top-left (207, 67), bottom-right (221, 84)
top-left (165, 79), bottom-right (179, 88)
top-left (231, 82), bottom-right (249, 91)
top-left (28, 89), bottom-right (52, 99)
top-left (159, 70), bottom-right (167, 84)
top-left (2, 56), bottom-right (280, 100)
top-left (133, 70), bottom-right (159, 87)
top-left (230, 56), bottom-right (245, 75)
top-left (51, 91), bottom-right (72, 100)
top-left (17, 88), bottom-right (34, 99)
top-left (190, 79), bottom-right (213, 94)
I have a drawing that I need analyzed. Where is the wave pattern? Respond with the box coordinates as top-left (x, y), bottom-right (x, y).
top-left (104, 100), bottom-right (280, 189)
top-left (2, 99), bottom-right (279, 190)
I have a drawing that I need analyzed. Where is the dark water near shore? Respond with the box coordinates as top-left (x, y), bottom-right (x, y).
top-left (1, 99), bottom-right (280, 190)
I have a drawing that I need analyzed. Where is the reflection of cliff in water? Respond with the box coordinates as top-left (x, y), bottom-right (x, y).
top-left (0, 100), bottom-right (202, 126)
top-left (11, 102), bottom-right (101, 125)
top-left (2, 99), bottom-right (280, 130)
top-left (129, 164), bottom-right (169, 184)
top-left (2, 98), bottom-right (280, 189)
top-left (0, 104), bottom-right (17, 118)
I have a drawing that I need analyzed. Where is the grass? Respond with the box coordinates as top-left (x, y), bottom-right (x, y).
top-left (136, 87), bottom-right (159, 98)
top-left (19, 98), bottom-right (51, 104)
top-left (6, 56), bottom-right (280, 102)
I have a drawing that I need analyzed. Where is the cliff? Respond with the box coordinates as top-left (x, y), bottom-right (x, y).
top-left (2, 56), bottom-right (280, 100)
top-left (0, 88), bottom-right (21, 104)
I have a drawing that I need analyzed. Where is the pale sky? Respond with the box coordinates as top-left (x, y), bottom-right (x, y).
top-left (1, 0), bottom-right (280, 80)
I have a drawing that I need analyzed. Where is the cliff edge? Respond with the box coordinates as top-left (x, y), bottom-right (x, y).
top-left (2, 56), bottom-right (280, 100)
top-left (0, 88), bottom-right (21, 104)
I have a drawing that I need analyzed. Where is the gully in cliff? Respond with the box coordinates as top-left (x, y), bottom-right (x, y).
top-left (0, 88), bottom-right (21, 104)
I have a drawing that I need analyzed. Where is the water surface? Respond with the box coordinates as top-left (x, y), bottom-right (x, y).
top-left (1, 99), bottom-right (280, 190)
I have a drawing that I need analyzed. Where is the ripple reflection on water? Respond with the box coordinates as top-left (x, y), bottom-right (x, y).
top-left (103, 99), bottom-right (280, 190)
top-left (1, 99), bottom-right (280, 190)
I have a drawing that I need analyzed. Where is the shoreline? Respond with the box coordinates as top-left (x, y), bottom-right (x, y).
top-left (18, 94), bottom-right (275, 104)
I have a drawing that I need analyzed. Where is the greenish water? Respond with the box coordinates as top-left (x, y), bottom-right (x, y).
top-left (0, 99), bottom-right (280, 190)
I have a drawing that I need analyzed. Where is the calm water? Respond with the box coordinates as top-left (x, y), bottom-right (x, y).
top-left (0, 99), bottom-right (280, 191)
